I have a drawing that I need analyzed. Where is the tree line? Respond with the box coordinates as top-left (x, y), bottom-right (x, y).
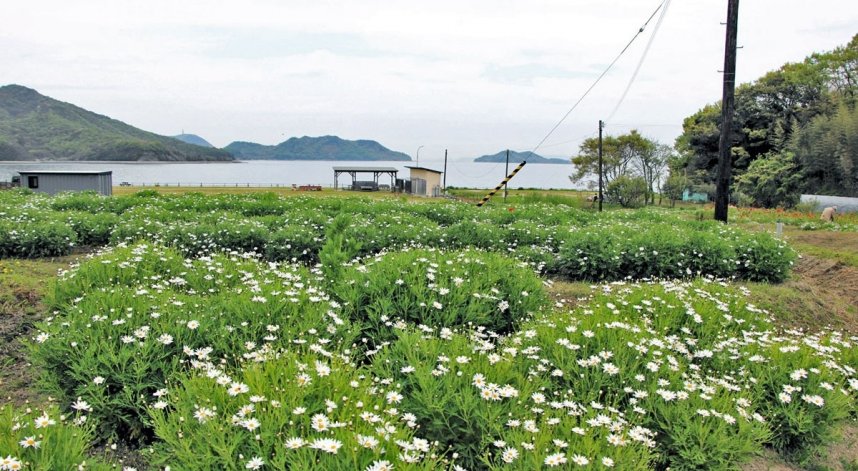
top-left (676, 34), bottom-right (858, 207)
top-left (568, 34), bottom-right (857, 209)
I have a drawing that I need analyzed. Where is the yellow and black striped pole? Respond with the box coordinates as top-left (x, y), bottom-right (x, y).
top-left (476, 161), bottom-right (527, 207)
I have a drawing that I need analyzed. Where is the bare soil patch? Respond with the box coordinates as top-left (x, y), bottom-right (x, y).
top-left (792, 255), bottom-right (858, 302)
top-left (744, 424), bottom-right (858, 471)
top-left (789, 255), bottom-right (858, 333)
top-left (788, 231), bottom-right (858, 254)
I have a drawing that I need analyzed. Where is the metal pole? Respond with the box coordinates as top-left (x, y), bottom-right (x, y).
top-left (714, 0), bottom-right (740, 222)
top-left (504, 149), bottom-right (509, 203)
top-left (598, 120), bottom-right (604, 212)
top-left (416, 145), bottom-right (424, 168)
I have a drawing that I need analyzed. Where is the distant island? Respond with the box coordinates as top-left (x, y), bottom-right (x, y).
top-left (172, 133), bottom-right (214, 148)
top-left (225, 136), bottom-right (411, 161)
top-left (474, 150), bottom-right (569, 164)
top-left (0, 85), bottom-right (233, 161)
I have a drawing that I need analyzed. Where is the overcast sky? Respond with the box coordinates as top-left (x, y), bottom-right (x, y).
top-left (2, 1), bottom-right (855, 160)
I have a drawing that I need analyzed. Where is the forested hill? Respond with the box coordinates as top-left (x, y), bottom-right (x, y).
top-left (675, 34), bottom-right (858, 205)
top-left (172, 133), bottom-right (214, 148)
top-left (474, 150), bottom-right (568, 164)
top-left (224, 136), bottom-right (411, 161)
top-left (0, 85), bottom-right (233, 161)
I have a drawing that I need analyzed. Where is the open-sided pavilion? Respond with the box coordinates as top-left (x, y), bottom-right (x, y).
top-left (332, 166), bottom-right (399, 190)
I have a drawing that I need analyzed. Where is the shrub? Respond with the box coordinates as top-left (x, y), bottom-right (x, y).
top-left (369, 330), bottom-right (654, 470)
top-left (64, 211), bottom-right (119, 246)
top-left (149, 352), bottom-right (441, 470)
top-left (265, 224), bottom-right (324, 264)
top-left (334, 249), bottom-right (548, 348)
top-left (0, 219), bottom-right (77, 258)
top-left (606, 175), bottom-right (648, 208)
top-left (0, 404), bottom-right (113, 470)
top-left (551, 220), bottom-right (793, 282)
top-left (30, 244), bottom-right (358, 442)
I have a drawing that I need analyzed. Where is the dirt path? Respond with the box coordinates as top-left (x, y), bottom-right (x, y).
top-left (0, 257), bottom-right (76, 407)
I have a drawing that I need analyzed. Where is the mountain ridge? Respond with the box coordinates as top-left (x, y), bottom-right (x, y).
top-left (474, 150), bottom-right (569, 164)
top-left (172, 133), bottom-right (213, 148)
top-left (0, 84), bottom-right (233, 161)
top-left (224, 135), bottom-right (411, 161)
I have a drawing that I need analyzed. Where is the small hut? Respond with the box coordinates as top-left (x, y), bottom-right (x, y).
top-left (404, 166), bottom-right (443, 197)
top-left (17, 170), bottom-right (112, 196)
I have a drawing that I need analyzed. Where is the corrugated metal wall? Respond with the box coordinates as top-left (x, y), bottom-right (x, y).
top-left (22, 174), bottom-right (112, 196)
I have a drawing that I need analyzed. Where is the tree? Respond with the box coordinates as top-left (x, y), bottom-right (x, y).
top-left (790, 100), bottom-right (858, 196)
top-left (661, 174), bottom-right (690, 207)
top-left (675, 34), bottom-right (858, 195)
top-left (635, 143), bottom-right (671, 205)
top-left (735, 151), bottom-right (803, 207)
top-left (570, 130), bottom-right (656, 191)
top-left (606, 175), bottom-right (648, 208)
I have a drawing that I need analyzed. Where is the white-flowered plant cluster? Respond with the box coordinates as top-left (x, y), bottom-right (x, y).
top-left (0, 190), bottom-right (796, 283)
top-left (17, 240), bottom-right (856, 470)
top-left (2, 190), bottom-right (849, 470)
top-left (0, 404), bottom-right (114, 470)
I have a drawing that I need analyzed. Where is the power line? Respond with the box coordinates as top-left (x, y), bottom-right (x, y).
top-left (540, 131), bottom-right (599, 149)
top-left (529, 1), bottom-right (666, 156)
top-left (607, 123), bottom-right (682, 128)
top-left (605, 0), bottom-right (672, 123)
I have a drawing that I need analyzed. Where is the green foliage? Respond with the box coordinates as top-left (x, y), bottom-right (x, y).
top-left (149, 352), bottom-right (440, 470)
top-left (30, 244), bottom-right (357, 442)
top-left (16, 234), bottom-right (857, 470)
top-left (606, 175), bottom-right (648, 208)
top-left (265, 224), bottom-right (324, 264)
top-left (319, 214), bottom-right (362, 287)
top-left (0, 84), bottom-right (233, 161)
top-left (662, 174), bottom-right (690, 207)
top-left (0, 191), bottom-right (798, 283)
top-left (369, 330), bottom-right (654, 470)
top-left (570, 129), bottom-right (659, 188)
top-left (335, 249), bottom-right (548, 347)
top-left (0, 219), bottom-right (77, 258)
top-left (735, 151), bottom-right (804, 208)
top-left (553, 218), bottom-right (795, 282)
top-left (676, 34), bottom-right (858, 199)
top-left (0, 404), bottom-right (114, 470)
top-left (791, 101), bottom-right (858, 196)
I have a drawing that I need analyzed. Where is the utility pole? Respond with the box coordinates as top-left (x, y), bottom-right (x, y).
top-left (598, 120), bottom-right (604, 212)
top-left (503, 149), bottom-right (510, 203)
top-left (714, 0), bottom-right (740, 222)
top-left (443, 149), bottom-right (448, 194)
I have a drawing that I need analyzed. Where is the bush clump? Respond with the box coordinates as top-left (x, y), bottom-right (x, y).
top-left (30, 243), bottom-right (357, 442)
top-left (334, 249), bottom-right (549, 348)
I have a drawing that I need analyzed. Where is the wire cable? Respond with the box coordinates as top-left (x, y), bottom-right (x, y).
top-left (540, 131), bottom-right (599, 150)
top-left (605, 0), bottom-right (672, 123)
top-left (528, 1), bottom-right (666, 156)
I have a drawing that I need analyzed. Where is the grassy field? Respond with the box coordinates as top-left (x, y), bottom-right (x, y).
top-left (0, 187), bottom-right (858, 471)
